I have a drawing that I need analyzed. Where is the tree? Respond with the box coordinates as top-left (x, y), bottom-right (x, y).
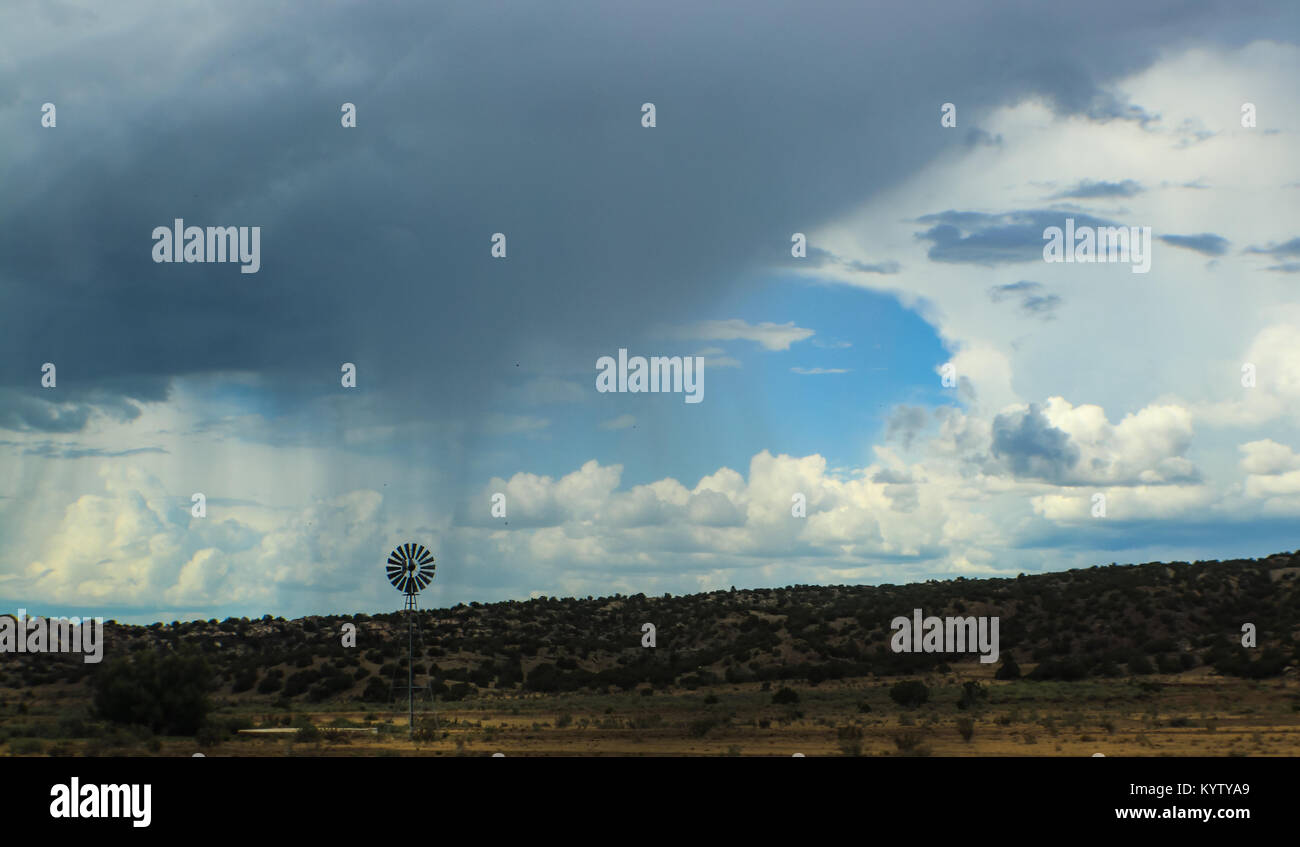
top-left (361, 676), bottom-right (389, 702)
top-left (771, 686), bottom-right (800, 705)
top-left (1128, 654), bottom-right (1155, 675)
top-left (230, 667), bottom-right (258, 693)
top-left (995, 653), bottom-right (1021, 680)
top-left (956, 681), bottom-right (986, 710)
top-left (889, 680), bottom-right (928, 709)
top-left (92, 648), bottom-right (213, 735)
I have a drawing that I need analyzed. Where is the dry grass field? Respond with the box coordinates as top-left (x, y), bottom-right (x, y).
top-left (5, 663), bottom-right (1295, 757)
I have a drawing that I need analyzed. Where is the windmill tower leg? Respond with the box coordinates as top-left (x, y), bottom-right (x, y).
top-left (408, 595), bottom-right (415, 738)
top-left (412, 602), bottom-right (438, 733)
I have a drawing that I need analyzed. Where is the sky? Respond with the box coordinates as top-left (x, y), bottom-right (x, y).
top-left (1, 1), bottom-right (1299, 623)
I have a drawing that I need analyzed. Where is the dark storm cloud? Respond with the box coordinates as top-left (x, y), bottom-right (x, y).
top-left (0, 393), bottom-right (93, 432)
top-left (1158, 233), bottom-right (1230, 256)
top-left (991, 404), bottom-right (1080, 482)
top-left (915, 210), bottom-right (1118, 265)
top-left (0, 379), bottom-right (164, 432)
top-left (1, 0), bottom-right (1291, 459)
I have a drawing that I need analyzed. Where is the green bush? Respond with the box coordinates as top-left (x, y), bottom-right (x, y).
top-left (196, 723), bottom-right (226, 747)
top-left (231, 668), bottom-right (258, 693)
top-left (282, 669), bottom-right (321, 697)
top-left (889, 680), bottom-right (929, 709)
top-left (893, 730), bottom-right (925, 752)
top-left (91, 648), bottom-right (213, 735)
top-left (687, 717), bottom-right (718, 738)
top-left (771, 686), bottom-right (800, 705)
top-left (256, 668), bottom-right (284, 694)
top-left (1128, 654), bottom-right (1155, 675)
top-left (1156, 654), bottom-right (1183, 674)
top-left (361, 677), bottom-right (390, 702)
top-left (442, 682), bottom-right (473, 702)
top-left (956, 681), bottom-right (986, 710)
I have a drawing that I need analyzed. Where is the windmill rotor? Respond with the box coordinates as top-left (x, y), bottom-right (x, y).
top-left (386, 542), bottom-right (435, 595)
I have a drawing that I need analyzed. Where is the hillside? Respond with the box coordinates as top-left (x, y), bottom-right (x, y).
top-left (6, 550), bottom-right (1298, 704)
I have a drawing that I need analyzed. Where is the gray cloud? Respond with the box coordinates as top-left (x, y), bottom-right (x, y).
top-left (806, 247), bottom-right (900, 275)
top-left (1053, 179), bottom-right (1143, 199)
top-left (1159, 233), bottom-right (1230, 256)
top-left (1246, 238), bottom-right (1300, 259)
top-left (871, 467), bottom-right (913, 484)
top-left (991, 403), bottom-right (1080, 482)
top-left (885, 405), bottom-right (928, 449)
top-left (0, 0), bottom-right (1290, 560)
top-left (989, 281), bottom-right (1043, 301)
top-left (915, 210), bottom-right (1119, 265)
top-left (1022, 293), bottom-right (1063, 317)
top-left (964, 127), bottom-right (1004, 148)
top-left (3, 1), bottom-right (1264, 422)
top-left (989, 281), bottom-right (1062, 319)
top-left (16, 443), bottom-right (168, 459)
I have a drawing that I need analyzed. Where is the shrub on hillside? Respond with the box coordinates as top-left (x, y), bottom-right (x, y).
top-left (91, 648), bottom-right (213, 735)
top-left (361, 677), bottom-right (389, 702)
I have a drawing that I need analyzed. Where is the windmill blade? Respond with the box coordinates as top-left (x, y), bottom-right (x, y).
top-left (386, 542), bottom-right (437, 595)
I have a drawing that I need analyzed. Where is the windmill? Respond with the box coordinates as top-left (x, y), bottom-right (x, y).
top-left (385, 542), bottom-right (437, 737)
